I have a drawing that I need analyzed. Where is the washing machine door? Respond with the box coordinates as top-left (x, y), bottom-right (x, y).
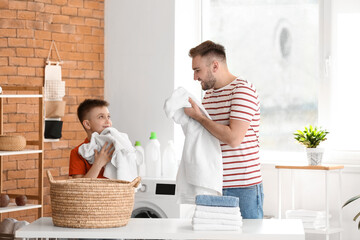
top-left (132, 201), bottom-right (167, 218)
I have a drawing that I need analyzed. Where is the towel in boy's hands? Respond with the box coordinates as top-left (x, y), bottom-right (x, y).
top-left (78, 127), bottom-right (137, 181)
top-left (195, 195), bottom-right (239, 207)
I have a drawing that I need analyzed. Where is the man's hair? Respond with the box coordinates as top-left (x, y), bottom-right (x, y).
top-left (189, 40), bottom-right (226, 62)
top-left (77, 99), bottom-right (109, 123)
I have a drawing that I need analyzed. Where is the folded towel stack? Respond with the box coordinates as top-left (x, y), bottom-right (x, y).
top-left (192, 195), bottom-right (242, 231)
top-left (286, 209), bottom-right (331, 229)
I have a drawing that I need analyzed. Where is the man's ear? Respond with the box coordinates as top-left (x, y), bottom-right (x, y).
top-left (212, 60), bottom-right (219, 73)
top-left (82, 120), bottom-right (91, 130)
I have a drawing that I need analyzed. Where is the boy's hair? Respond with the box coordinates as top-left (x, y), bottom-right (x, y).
top-left (189, 40), bottom-right (226, 62)
top-left (77, 99), bottom-right (109, 123)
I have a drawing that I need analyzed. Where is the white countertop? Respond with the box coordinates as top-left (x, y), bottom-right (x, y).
top-left (16, 217), bottom-right (304, 240)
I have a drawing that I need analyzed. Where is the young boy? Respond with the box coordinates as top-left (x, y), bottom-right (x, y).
top-left (69, 99), bottom-right (115, 178)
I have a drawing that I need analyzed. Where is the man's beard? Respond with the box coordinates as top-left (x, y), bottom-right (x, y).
top-left (201, 70), bottom-right (216, 90)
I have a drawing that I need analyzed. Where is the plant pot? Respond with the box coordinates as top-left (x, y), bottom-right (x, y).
top-left (306, 148), bottom-right (324, 166)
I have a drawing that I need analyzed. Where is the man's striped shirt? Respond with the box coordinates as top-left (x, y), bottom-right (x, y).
top-left (203, 78), bottom-right (262, 188)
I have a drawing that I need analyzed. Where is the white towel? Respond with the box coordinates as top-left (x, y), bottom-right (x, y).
top-left (78, 127), bottom-right (137, 181)
top-left (303, 220), bottom-right (326, 229)
top-left (193, 223), bottom-right (241, 231)
top-left (194, 210), bottom-right (242, 221)
top-left (286, 209), bottom-right (327, 218)
top-left (164, 87), bottom-right (223, 204)
top-left (192, 217), bottom-right (242, 226)
top-left (287, 215), bottom-right (330, 222)
top-left (196, 205), bottom-right (241, 215)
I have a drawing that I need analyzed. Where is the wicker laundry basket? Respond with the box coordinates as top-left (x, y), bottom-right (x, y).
top-left (47, 170), bottom-right (141, 228)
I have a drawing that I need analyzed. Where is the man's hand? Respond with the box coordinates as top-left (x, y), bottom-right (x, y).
top-left (183, 98), bottom-right (250, 148)
top-left (184, 97), bottom-right (205, 121)
top-left (93, 142), bottom-right (115, 168)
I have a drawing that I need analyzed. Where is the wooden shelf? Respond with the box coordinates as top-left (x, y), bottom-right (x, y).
top-left (0, 86), bottom-right (44, 219)
top-left (0, 94), bottom-right (43, 98)
top-left (275, 165), bottom-right (344, 170)
top-left (0, 203), bottom-right (42, 214)
top-left (44, 139), bottom-right (59, 142)
top-left (0, 150), bottom-right (42, 156)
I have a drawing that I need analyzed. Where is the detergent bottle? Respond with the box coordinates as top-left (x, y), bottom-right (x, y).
top-left (134, 141), bottom-right (145, 177)
top-left (145, 132), bottom-right (161, 178)
top-left (162, 140), bottom-right (178, 179)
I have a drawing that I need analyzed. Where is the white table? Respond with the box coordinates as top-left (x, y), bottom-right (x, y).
top-left (16, 217), bottom-right (305, 240)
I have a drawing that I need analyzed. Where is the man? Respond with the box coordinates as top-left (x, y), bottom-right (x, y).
top-left (184, 40), bottom-right (263, 219)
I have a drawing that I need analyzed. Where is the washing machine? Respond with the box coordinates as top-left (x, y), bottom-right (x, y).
top-left (131, 178), bottom-right (194, 218)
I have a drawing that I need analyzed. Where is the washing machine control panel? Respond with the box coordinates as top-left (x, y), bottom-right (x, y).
top-left (155, 183), bottom-right (175, 195)
top-left (136, 178), bottom-right (176, 197)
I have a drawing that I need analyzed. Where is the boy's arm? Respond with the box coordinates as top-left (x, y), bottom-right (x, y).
top-left (82, 142), bottom-right (114, 178)
top-left (69, 148), bottom-right (86, 178)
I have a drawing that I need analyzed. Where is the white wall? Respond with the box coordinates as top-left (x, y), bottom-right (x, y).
top-left (105, 0), bottom-right (201, 158)
top-left (105, 0), bottom-right (175, 149)
top-left (173, 0), bottom-right (202, 157)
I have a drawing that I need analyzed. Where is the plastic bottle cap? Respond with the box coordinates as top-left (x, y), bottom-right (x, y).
top-left (135, 141), bottom-right (141, 146)
top-left (150, 132), bottom-right (157, 139)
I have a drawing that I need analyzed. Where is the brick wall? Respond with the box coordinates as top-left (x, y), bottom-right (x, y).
top-left (0, 0), bottom-right (104, 221)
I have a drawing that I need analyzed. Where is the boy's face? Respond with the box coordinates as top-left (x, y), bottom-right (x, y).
top-left (83, 106), bottom-right (112, 134)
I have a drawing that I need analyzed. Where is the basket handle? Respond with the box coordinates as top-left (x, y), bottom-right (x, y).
top-left (46, 170), bottom-right (55, 183)
top-left (129, 176), bottom-right (141, 188)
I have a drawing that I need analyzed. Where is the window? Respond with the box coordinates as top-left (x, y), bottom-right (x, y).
top-left (173, 0), bottom-right (360, 163)
top-left (202, 0), bottom-right (319, 154)
top-left (330, 10), bottom-right (360, 151)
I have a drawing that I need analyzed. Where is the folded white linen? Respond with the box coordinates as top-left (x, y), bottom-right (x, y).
top-left (303, 220), bottom-right (326, 229)
top-left (78, 127), bottom-right (137, 181)
top-left (286, 209), bottom-right (327, 218)
top-left (301, 217), bottom-right (327, 223)
top-left (287, 215), bottom-right (330, 224)
top-left (193, 223), bottom-right (241, 231)
top-left (196, 205), bottom-right (241, 215)
top-left (194, 210), bottom-right (242, 221)
top-left (192, 217), bottom-right (242, 226)
top-left (164, 87), bottom-right (223, 204)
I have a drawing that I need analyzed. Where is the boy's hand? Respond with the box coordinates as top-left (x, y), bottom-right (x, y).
top-left (93, 142), bottom-right (115, 168)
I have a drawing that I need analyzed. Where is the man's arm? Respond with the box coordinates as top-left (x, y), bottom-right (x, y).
top-left (184, 98), bottom-right (250, 148)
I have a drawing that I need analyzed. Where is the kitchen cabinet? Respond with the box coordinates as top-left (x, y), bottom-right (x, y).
top-left (0, 86), bottom-right (44, 219)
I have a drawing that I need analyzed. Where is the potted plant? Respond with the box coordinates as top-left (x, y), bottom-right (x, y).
top-left (342, 195), bottom-right (360, 229)
top-left (293, 125), bottom-right (329, 165)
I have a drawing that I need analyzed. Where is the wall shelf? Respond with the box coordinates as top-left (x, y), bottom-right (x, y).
top-left (0, 150), bottom-right (42, 156)
top-left (0, 95), bottom-right (43, 98)
top-left (0, 203), bottom-right (42, 214)
top-left (0, 86), bottom-right (44, 219)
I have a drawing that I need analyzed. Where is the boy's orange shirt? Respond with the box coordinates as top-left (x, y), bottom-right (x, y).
top-left (69, 138), bottom-right (106, 178)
